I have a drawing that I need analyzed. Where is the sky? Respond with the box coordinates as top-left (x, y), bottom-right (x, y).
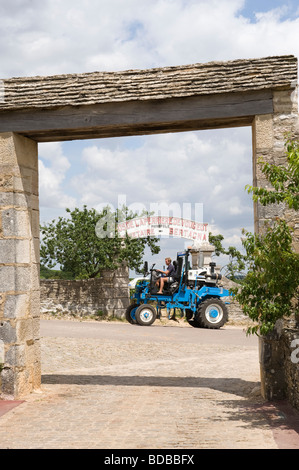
top-left (1, 0), bottom-right (299, 272)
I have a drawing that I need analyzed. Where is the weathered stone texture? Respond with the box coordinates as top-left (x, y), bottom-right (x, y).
top-left (1, 56), bottom-right (297, 111)
top-left (40, 267), bottom-right (130, 319)
top-left (282, 329), bottom-right (299, 410)
top-left (252, 85), bottom-right (299, 241)
top-left (259, 323), bottom-right (299, 410)
top-left (0, 132), bottom-right (40, 398)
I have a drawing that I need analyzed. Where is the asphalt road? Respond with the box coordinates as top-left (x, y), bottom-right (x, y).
top-left (40, 319), bottom-right (259, 348)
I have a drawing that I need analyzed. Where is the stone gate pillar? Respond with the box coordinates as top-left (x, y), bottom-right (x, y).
top-left (252, 86), bottom-right (299, 237)
top-left (0, 132), bottom-right (40, 399)
top-left (252, 86), bottom-right (299, 401)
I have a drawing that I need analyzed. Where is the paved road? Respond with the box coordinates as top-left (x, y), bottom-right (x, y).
top-left (41, 318), bottom-right (259, 345)
top-left (0, 318), bottom-right (299, 450)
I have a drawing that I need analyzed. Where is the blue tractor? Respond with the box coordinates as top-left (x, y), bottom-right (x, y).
top-left (126, 249), bottom-right (231, 328)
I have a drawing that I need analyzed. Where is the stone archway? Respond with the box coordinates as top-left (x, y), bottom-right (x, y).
top-left (0, 55), bottom-right (298, 398)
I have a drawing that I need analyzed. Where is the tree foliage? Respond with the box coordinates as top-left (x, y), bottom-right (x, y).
top-left (208, 233), bottom-right (246, 282)
top-left (233, 138), bottom-right (299, 335)
top-left (40, 205), bottom-right (160, 279)
top-left (245, 137), bottom-right (299, 210)
top-left (234, 220), bottom-right (299, 335)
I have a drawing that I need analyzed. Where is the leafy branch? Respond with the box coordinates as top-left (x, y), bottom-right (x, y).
top-left (233, 138), bottom-right (299, 335)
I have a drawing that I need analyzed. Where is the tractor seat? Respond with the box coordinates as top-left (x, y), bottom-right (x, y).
top-left (168, 260), bottom-right (178, 284)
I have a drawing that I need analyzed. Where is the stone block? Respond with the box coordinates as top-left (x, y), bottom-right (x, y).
top-left (273, 89), bottom-right (298, 114)
top-left (25, 340), bottom-right (37, 366)
top-left (30, 169), bottom-right (39, 196)
top-left (16, 318), bottom-right (33, 343)
top-left (0, 174), bottom-right (13, 191)
top-left (19, 166), bottom-right (38, 195)
top-left (0, 133), bottom-right (37, 170)
top-left (27, 194), bottom-right (39, 210)
top-left (254, 114), bottom-right (274, 150)
top-left (32, 359), bottom-right (41, 389)
top-left (12, 175), bottom-right (27, 193)
top-left (32, 318), bottom-right (40, 339)
top-left (30, 209), bottom-right (40, 238)
top-left (0, 266), bottom-right (31, 293)
top-left (0, 266), bottom-right (31, 292)
top-left (273, 114), bottom-right (299, 140)
top-left (30, 263), bottom-right (40, 291)
top-left (0, 192), bottom-right (27, 209)
top-left (14, 168), bottom-right (36, 194)
top-left (1, 366), bottom-right (15, 396)
top-left (30, 290), bottom-right (40, 318)
top-left (0, 133), bottom-right (18, 166)
top-left (5, 344), bottom-right (26, 367)
top-left (13, 133), bottom-right (38, 170)
top-left (15, 368), bottom-right (31, 398)
top-left (0, 239), bottom-right (30, 264)
top-left (31, 237), bottom-right (40, 264)
top-left (0, 320), bottom-right (17, 344)
top-left (1, 208), bottom-right (30, 237)
top-left (4, 294), bottom-right (29, 319)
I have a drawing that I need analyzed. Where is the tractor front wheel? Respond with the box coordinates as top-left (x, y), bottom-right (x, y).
top-left (135, 304), bottom-right (157, 326)
top-left (196, 298), bottom-right (228, 329)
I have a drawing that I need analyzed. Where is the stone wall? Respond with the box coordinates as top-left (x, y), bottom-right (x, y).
top-left (219, 276), bottom-right (248, 324)
top-left (253, 88), bottom-right (299, 247)
top-left (282, 327), bottom-right (299, 410)
top-left (40, 267), bottom-right (130, 319)
top-left (259, 319), bottom-right (299, 411)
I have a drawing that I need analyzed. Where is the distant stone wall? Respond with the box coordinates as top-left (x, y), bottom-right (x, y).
top-left (40, 267), bottom-right (130, 319)
top-left (219, 276), bottom-right (248, 324)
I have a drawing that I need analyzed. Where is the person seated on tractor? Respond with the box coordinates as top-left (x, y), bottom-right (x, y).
top-left (156, 257), bottom-right (175, 294)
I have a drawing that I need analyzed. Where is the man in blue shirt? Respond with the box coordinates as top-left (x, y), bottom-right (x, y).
top-left (156, 257), bottom-right (175, 294)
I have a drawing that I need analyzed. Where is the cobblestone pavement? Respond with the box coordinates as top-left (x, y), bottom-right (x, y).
top-left (0, 319), bottom-right (299, 449)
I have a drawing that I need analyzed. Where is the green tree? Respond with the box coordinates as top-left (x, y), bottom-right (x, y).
top-left (40, 205), bottom-right (160, 279)
top-left (246, 138), bottom-right (299, 211)
top-left (233, 138), bottom-right (299, 335)
top-left (208, 233), bottom-right (246, 282)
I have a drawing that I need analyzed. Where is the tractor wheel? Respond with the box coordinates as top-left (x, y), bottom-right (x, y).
top-left (125, 304), bottom-right (138, 324)
top-left (135, 304), bottom-right (157, 326)
top-left (185, 308), bottom-right (202, 328)
top-left (196, 298), bottom-right (228, 329)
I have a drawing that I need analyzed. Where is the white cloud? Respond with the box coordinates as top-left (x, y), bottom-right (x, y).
top-left (70, 127), bottom-right (253, 238)
top-left (1, 0), bottom-right (297, 266)
top-left (1, 0), bottom-right (299, 78)
top-left (38, 142), bottom-right (76, 210)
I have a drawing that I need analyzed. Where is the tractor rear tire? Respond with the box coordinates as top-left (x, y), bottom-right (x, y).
top-left (135, 304), bottom-right (157, 326)
top-left (125, 304), bottom-right (138, 324)
top-left (196, 298), bottom-right (228, 329)
top-left (186, 308), bottom-right (202, 328)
